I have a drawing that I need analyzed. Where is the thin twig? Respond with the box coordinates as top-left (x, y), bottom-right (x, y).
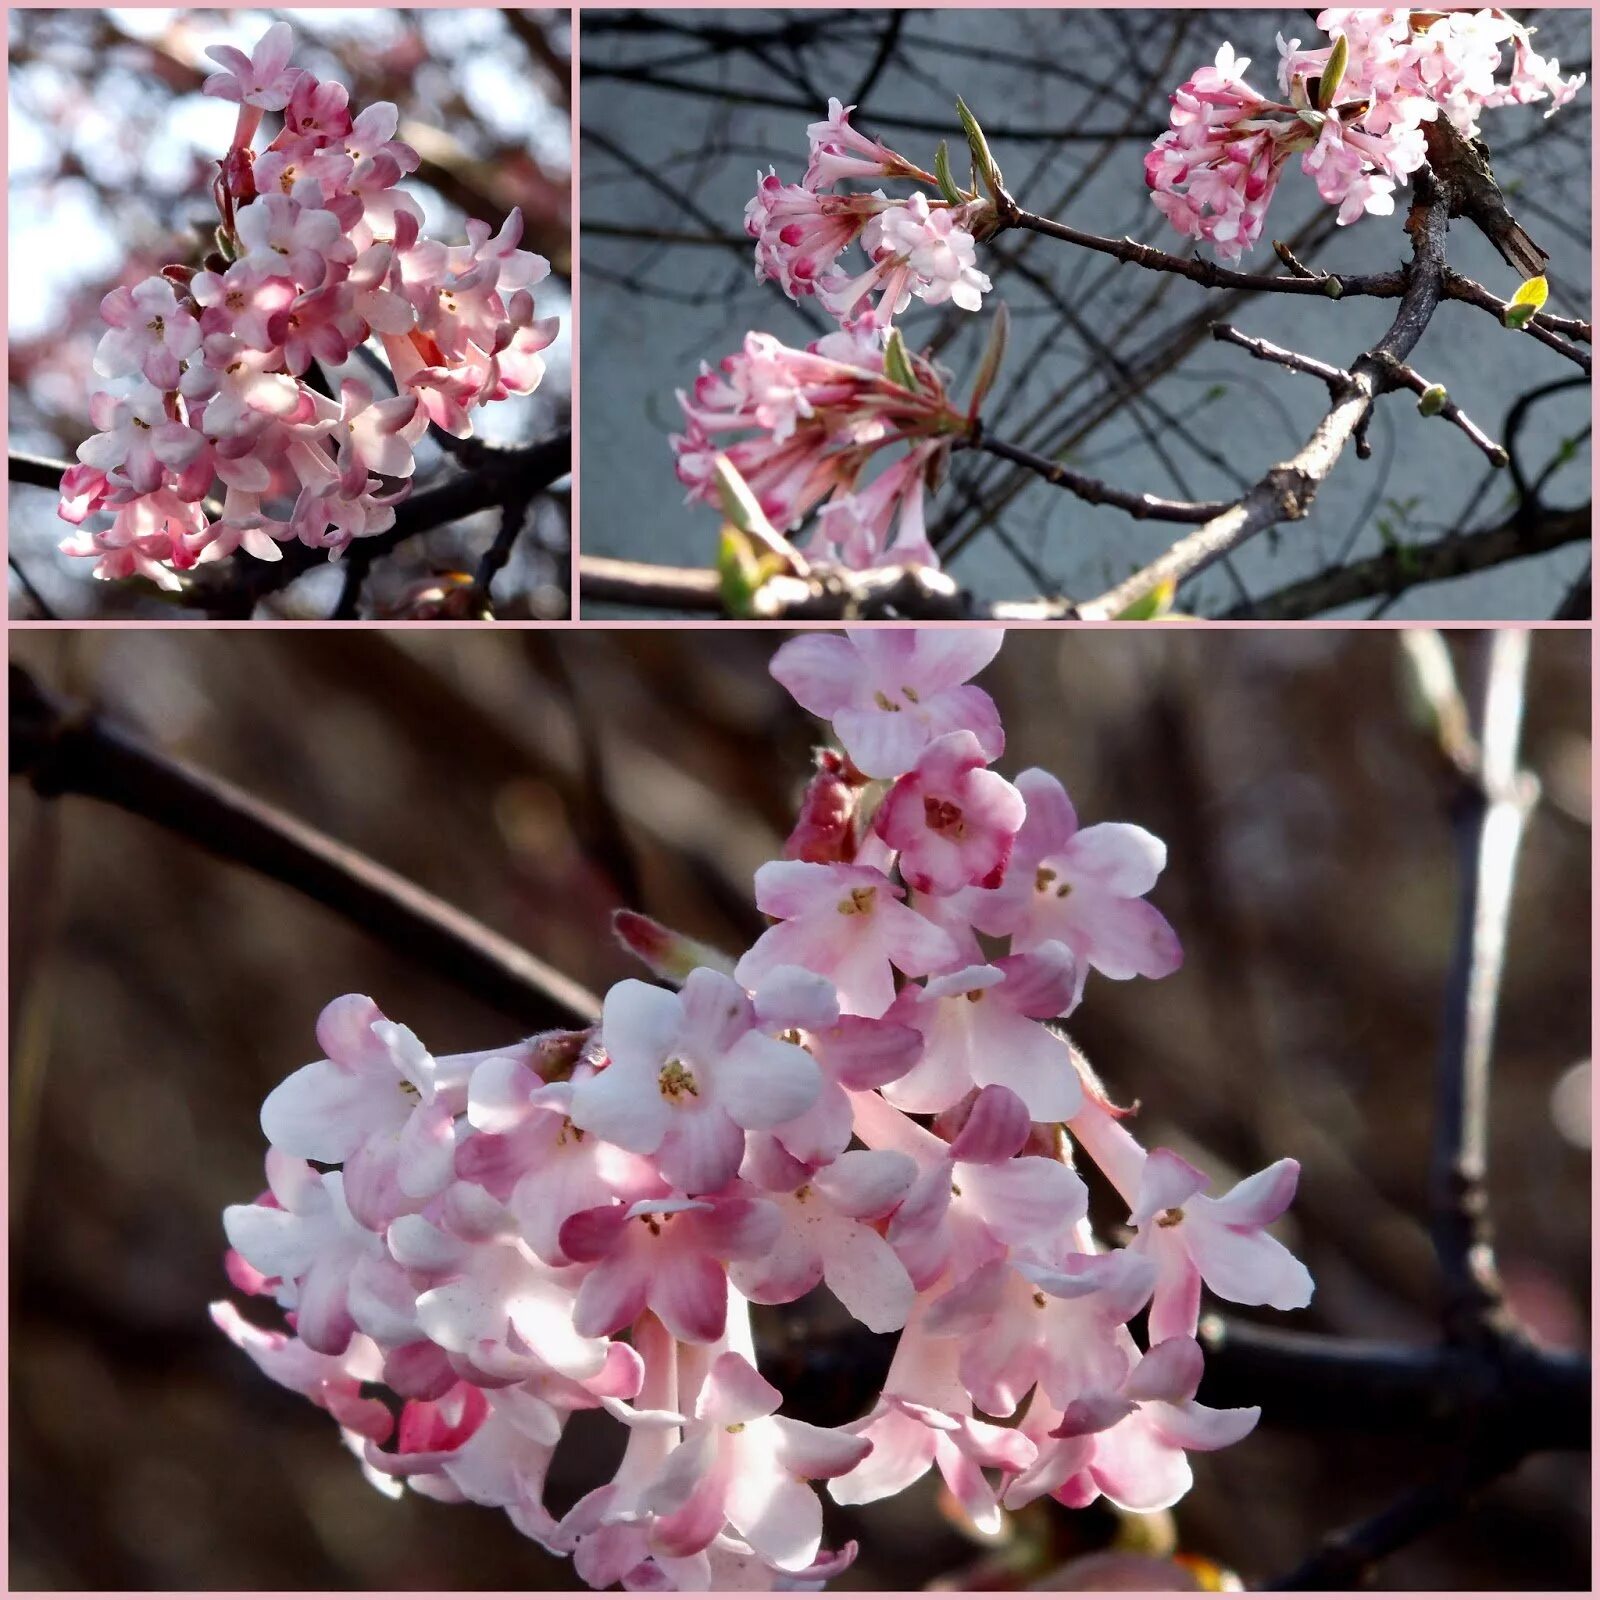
top-left (10, 663), bottom-right (600, 1031)
top-left (968, 427), bottom-right (1232, 523)
top-left (1370, 353), bottom-right (1510, 467)
top-left (989, 197), bottom-right (1590, 370)
top-left (1211, 323), bottom-right (1357, 395)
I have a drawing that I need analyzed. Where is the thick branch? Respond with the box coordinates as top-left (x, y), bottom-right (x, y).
top-left (1071, 188), bottom-right (1455, 620)
top-left (10, 663), bottom-right (600, 1031)
top-left (1197, 1316), bottom-right (1588, 1455)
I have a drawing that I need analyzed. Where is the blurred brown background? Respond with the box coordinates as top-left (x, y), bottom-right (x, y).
top-left (8, 627), bottom-right (1591, 1588)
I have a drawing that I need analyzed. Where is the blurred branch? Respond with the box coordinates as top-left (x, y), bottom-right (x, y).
top-left (1255, 631), bottom-right (1572, 1590)
top-left (1197, 1317), bottom-right (1587, 1455)
top-left (1429, 631), bottom-right (1538, 1340)
top-left (9, 451), bottom-right (74, 491)
top-left (9, 556), bottom-right (57, 620)
top-left (9, 662), bottom-right (600, 1031)
top-left (1224, 502), bottom-right (1591, 619)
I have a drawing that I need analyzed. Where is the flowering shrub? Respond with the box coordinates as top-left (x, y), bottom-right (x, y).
top-left (215, 628), bottom-right (1313, 1590)
top-left (57, 23), bottom-right (558, 589)
top-left (657, 9), bottom-right (1584, 593)
top-left (1147, 9), bottom-right (1585, 263)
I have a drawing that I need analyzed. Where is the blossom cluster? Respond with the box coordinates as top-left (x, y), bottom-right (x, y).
top-left (671, 324), bottom-right (966, 562)
top-left (747, 99), bottom-right (993, 330)
top-left (215, 629), bottom-right (1313, 1591)
top-left (673, 101), bottom-right (998, 571)
top-left (58, 23), bottom-right (558, 589)
top-left (1147, 8), bottom-right (1585, 264)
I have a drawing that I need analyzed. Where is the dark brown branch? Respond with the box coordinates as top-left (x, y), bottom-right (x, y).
top-left (1071, 186), bottom-right (1455, 620)
top-left (581, 555), bottom-right (723, 614)
top-left (967, 428), bottom-right (1232, 523)
top-left (9, 450), bottom-right (74, 492)
top-left (9, 662), bottom-right (600, 1031)
top-left (1222, 501), bottom-right (1591, 619)
top-left (1266, 1447), bottom-right (1521, 1589)
top-left (1197, 1316), bottom-right (1588, 1455)
top-left (1430, 632), bottom-right (1538, 1341)
top-left (990, 198), bottom-right (1589, 370)
top-left (1369, 353), bottom-right (1510, 467)
top-left (1210, 323), bottom-right (1356, 394)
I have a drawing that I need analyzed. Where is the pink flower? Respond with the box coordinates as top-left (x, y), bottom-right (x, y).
top-left (821, 193), bottom-right (991, 326)
top-left (639, 1352), bottom-right (872, 1571)
top-left (210, 1300), bottom-right (392, 1440)
top-left (222, 1154), bottom-right (388, 1355)
top-left (1151, 15), bottom-right (1584, 260)
top-left (189, 260), bottom-right (300, 350)
top-left (567, 970), bottom-right (822, 1194)
top-left (961, 767), bottom-right (1183, 986)
top-left (235, 194), bottom-right (352, 289)
top-left (733, 1142), bottom-right (918, 1332)
top-left (94, 277), bottom-right (203, 389)
top-left (767, 1010), bottom-right (923, 1166)
top-left (203, 21), bottom-right (301, 110)
top-left (259, 994), bottom-right (462, 1229)
top-left (559, 1194), bottom-right (780, 1344)
top-left (876, 730), bottom-right (1025, 894)
top-left (770, 628), bottom-right (1006, 778)
top-left (885, 1084), bottom-right (1089, 1289)
top-left (736, 862), bottom-right (960, 1020)
top-left (884, 942), bottom-right (1082, 1119)
top-left (1130, 1149), bottom-right (1313, 1341)
top-left (923, 1247), bottom-right (1155, 1416)
top-left (1006, 1335), bottom-right (1260, 1515)
top-left (804, 98), bottom-right (925, 189)
top-left (828, 1301), bottom-right (1037, 1534)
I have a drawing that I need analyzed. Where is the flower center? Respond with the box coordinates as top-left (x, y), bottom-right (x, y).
top-left (924, 796), bottom-right (964, 836)
top-left (1156, 1206), bottom-right (1185, 1228)
top-left (1035, 863), bottom-right (1072, 898)
top-left (836, 885), bottom-right (877, 916)
top-left (658, 1058), bottom-right (699, 1101)
top-left (146, 315), bottom-right (166, 335)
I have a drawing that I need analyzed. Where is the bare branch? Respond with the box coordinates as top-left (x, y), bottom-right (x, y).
top-left (1072, 187), bottom-right (1456, 620)
top-left (968, 427), bottom-right (1232, 523)
top-left (9, 662), bottom-right (600, 1031)
top-left (1223, 501), bottom-right (1590, 619)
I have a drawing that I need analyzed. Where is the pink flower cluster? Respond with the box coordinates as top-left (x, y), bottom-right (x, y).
top-left (1147, 9), bottom-right (1585, 264)
top-left (216, 629), bottom-right (1313, 1590)
top-left (58, 23), bottom-right (558, 589)
top-left (670, 323), bottom-right (966, 564)
top-left (746, 100), bottom-right (993, 330)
